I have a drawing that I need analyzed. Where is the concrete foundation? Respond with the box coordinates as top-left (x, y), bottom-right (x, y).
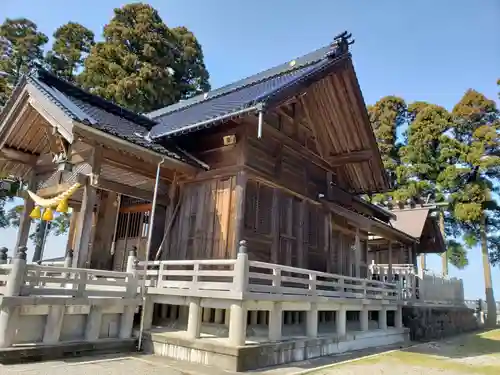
top-left (142, 328), bottom-right (409, 371)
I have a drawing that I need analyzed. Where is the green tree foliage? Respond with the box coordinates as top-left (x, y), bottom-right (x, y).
top-left (446, 89), bottom-right (499, 325)
top-left (79, 3), bottom-right (210, 113)
top-left (367, 96), bottom-right (407, 187)
top-left (368, 98), bottom-right (469, 269)
top-left (0, 18), bottom-right (48, 107)
top-left (45, 22), bottom-right (94, 82)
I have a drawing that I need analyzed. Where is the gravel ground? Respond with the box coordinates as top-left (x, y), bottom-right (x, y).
top-left (311, 329), bottom-right (500, 375)
top-left (0, 355), bottom-right (188, 375)
top-left (0, 330), bottom-right (497, 375)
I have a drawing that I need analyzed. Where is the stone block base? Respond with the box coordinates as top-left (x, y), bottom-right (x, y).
top-left (403, 306), bottom-right (479, 341)
top-left (0, 338), bottom-right (137, 365)
top-left (141, 328), bottom-right (409, 371)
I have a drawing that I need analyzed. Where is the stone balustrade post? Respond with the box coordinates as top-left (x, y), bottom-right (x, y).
top-left (0, 248), bottom-right (8, 265)
top-left (234, 240), bottom-right (249, 294)
top-left (63, 249), bottom-right (74, 269)
top-left (126, 246), bottom-right (138, 274)
top-left (119, 246), bottom-right (139, 340)
top-left (0, 246), bottom-right (28, 348)
top-left (5, 247), bottom-right (27, 297)
top-left (62, 249), bottom-right (74, 287)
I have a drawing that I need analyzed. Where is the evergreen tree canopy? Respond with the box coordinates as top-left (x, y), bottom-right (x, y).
top-left (79, 3), bottom-right (210, 113)
top-left (368, 96), bottom-right (407, 186)
top-left (45, 22), bottom-right (94, 82)
top-left (0, 18), bottom-right (48, 102)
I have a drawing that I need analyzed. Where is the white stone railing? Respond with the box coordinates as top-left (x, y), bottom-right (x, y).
top-left (369, 263), bottom-right (465, 305)
top-left (138, 252), bottom-right (399, 302)
top-left (0, 247), bottom-right (141, 348)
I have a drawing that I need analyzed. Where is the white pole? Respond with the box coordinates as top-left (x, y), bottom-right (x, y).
top-left (137, 158), bottom-right (164, 351)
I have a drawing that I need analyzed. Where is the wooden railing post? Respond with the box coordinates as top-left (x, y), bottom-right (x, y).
top-left (0, 247), bottom-right (7, 265)
top-left (234, 240), bottom-right (249, 294)
top-left (0, 246), bottom-right (27, 348)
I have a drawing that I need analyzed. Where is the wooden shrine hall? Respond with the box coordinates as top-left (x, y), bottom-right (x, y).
top-left (0, 31), bottom-right (427, 273)
top-left (0, 31), bottom-right (471, 371)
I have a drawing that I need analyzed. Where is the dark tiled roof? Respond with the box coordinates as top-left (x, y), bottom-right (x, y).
top-left (27, 69), bottom-right (200, 166)
top-left (148, 38), bottom-right (351, 139)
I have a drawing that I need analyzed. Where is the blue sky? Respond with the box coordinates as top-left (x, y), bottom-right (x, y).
top-left (1, 0), bottom-right (499, 299)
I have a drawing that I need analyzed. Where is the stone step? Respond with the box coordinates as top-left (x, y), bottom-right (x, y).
top-left (0, 338), bottom-right (137, 365)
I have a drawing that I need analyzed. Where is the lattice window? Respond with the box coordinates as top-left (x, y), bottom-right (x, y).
top-left (244, 180), bottom-right (273, 235)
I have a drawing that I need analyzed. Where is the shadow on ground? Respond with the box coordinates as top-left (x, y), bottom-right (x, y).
top-left (404, 328), bottom-right (500, 360)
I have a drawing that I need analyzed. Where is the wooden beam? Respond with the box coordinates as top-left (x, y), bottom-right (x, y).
top-left (299, 97), bottom-right (327, 158)
top-left (327, 150), bottom-right (372, 166)
top-left (0, 147), bottom-right (38, 165)
top-left (253, 120), bottom-right (338, 175)
top-left (74, 125), bottom-right (197, 176)
top-left (96, 178), bottom-right (169, 206)
top-left (102, 150), bottom-right (173, 182)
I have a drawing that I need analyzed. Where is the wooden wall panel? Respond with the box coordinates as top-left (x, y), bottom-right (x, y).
top-left (167, 176), bottom-right (237, 260)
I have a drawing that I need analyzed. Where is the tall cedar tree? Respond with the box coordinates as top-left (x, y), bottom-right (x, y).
top-left (367, 96), bottom-right (407, 192)
top-left (79, 3), bottom-right (210, 113)
top-left (0, 18), bottom-right (48, 107)
top-left (368, 98), bottom-right (468, 269)
top-left (45, 22), bottom-right (95, 82)
top-left (445, 89), bottom-right (499, 326)
top-left (402, 103), bottom-right (469, 268)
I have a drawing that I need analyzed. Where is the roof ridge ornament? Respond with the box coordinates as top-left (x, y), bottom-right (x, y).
top-left (325, 31), bottom-right (355, 58)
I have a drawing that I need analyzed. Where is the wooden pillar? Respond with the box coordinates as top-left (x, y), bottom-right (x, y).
top-left (388, 241), bottom-right (393, 282)
top-left (15, 173), bottom-right (36, 251)
top-left (233, 171), bottom-right (248, 257)
top-left (270, 189), bottom-right (279, 263)
top-left (73, 184), bottom-right (97, 268)
top-left (73, 147), bottom-right (101, 268)
top-left (354, 229), bottom-right (361, 278)
top-left (420, 253), bottom-right (426, 271)
top-left (65, 211), bottom-right (78, 253)
top-left (91, 191), bottom-right (119, 269)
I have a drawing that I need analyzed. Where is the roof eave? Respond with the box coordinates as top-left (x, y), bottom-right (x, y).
top-left (73, 121), bottom-right (200, 176)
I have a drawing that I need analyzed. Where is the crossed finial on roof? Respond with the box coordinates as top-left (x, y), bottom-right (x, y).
top-left (330, 31), bottom-right (355, 55)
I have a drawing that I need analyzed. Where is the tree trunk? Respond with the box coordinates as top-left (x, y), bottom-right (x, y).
top-left (440, 211), bottom-right (448, 276)
top-left (480, 213), bottom-right (497, 327)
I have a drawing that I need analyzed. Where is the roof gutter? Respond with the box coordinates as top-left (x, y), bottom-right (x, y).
top-left (73, 121), bottom-right (199, 176)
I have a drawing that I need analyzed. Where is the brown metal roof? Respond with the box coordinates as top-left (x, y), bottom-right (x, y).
top-left (390, 208), bottom-right (430, 239)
